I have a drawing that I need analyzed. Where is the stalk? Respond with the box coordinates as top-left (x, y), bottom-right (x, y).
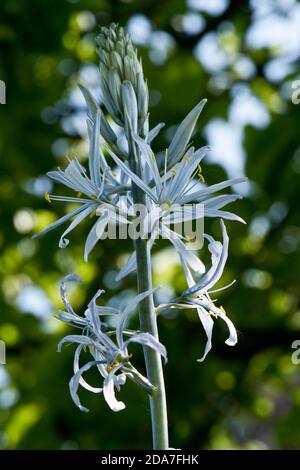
top-left (130, 140), bottom-right (169, 450)
top-left (97, 21), bottom-right (169, 449)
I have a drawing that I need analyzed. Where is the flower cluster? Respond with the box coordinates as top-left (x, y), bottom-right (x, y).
top-left (157, 220), bottom-right (237, 361)
top-left (58, 274), bottom-right (166, 412)
top-left (33, 23), bottom-right (246, 413)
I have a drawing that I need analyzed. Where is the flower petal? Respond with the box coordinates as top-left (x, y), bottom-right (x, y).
top-left (203, 194), bottom-right (242, 209)
top-left (121, 80), bottom-right (138, 133)
top-left (89, 109), bottom-right (102, 188)
top-left (184, 220), bottom-right (228, 296)
top-left (122, 286), bottom-right (159, 317)
top-left (46, 170), bottom-right (86, 195)
top-left (95, 306), bottom-right (120, 316)
top-left (104, 145), bottom-right (157, 202)
top-left (49, 159), bottom-right (96, 196)
top-left (118, 286), bottom-right (159, 349)
top-left (125, 332), bottom-right (167, 364)
top-left (79, 83), bottom-right (98, 117)
top-left (162, 225), bottom-right (205, 274)
top-left (168, 99), bottom-right (207, 168)
top-left (218, 311), bottom-right (237, 347)
top-left (166, 146), bottom-right (209, 203)
top-left (84, 213), bottom-right (109, 262)
top-left (79, 84), bottom-right (125, 159)
top-left (32, 203), bottom-right (91, 240)
top-left (192, 298), bottom-right (238, 348)
top-left (132, 133), bottom-right (162, 195)
top-left (204, 208), bottom-right (246, 224)
top-left (147, 122), bottom-right (165, 143)
top-left (57, 310), bottom-right (86, 326)
top-left (74, 344), bottom-right (103, 393)
top-left (59, 204), bottom-right (98, 248)
top-left (57, 334), bottom-right (92, 352)
top-left (103, 371), bottom-right (126, 412)
top-left (86, 289), bottom-right (105, 333)
top-left (182, 177), bottom-right (247, 204)
top-left (115, 251), bottom-right (137, 282)
top-left (60, 274), bottom-right (82, 315)
top-left (196, 305), bottom-right (214, 362)
top-left (69, 359), bottom-right (105, 412)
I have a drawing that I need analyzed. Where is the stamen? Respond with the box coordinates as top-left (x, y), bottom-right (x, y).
top-left (106, 359), bottom-right (120, 373)
top-left (208, 310), bottom-right (217, 318)
top-left (220, 306), bottom-right (227, 316)
top-left (117, 353), bottom-right (132, 362)
top-left (44, 192), bottom-right (52, 203)
top-left (197, 164), bottom-right (205, 182)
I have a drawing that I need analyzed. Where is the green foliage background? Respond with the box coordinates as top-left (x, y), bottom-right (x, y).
top-left (0, 0), bottom-right (300, 450)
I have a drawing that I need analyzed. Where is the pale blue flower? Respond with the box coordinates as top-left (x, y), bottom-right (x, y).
top-left (32, 110), bottom-right (131, 259)
top-left (109, 101), bottom-right (246, 280)
top-left (157, 220), bottom-right (237, 362)
top-left (57, 274), bottom-right (167, 412)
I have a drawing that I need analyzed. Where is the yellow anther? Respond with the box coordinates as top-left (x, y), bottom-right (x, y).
top-left (125, 353), bottom-right (133, 361)
top-left (89, 210), bottom-right (96, 218)
top-left (44, 192), bottom-right (52, 203)
top-left (106, 359), bottom-right (119, 373)
top-left (170, 168), bottom-right (177, 175)
top-left (220, 306), bottom-right (227, 316)
top-left (167, 199), bottom-right (172, 208)
top-left (165, 148), bottom-right (169, 160)
top-left (197, 164), bottom-right (205, 182)
top-left (77, 192), bottom-right (82, 198)
top-left (152, 152), bottom-right (156, 161)
top-left (208, 310), bottom-right (217, 318)
top-left (118, 353), bottom-right (133, 362)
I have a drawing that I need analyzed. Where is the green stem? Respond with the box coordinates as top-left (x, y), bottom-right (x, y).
top-left (129, 138), bottom-right (169, 450)
top-left (135, 234), bottom-right (169, 450)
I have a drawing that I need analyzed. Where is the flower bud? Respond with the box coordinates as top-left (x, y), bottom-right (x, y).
top-left (96, 23), bottom-right (148, 132)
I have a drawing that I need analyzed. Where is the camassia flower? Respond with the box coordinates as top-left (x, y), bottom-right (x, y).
top-left (106, 100), bottom-right (246, 280)
top-left (57, 274), bottom-right (167, 412)
top-left (32, 110), bottom-right (130, 260)
top-left (157, 220), bottom-right (237, 362)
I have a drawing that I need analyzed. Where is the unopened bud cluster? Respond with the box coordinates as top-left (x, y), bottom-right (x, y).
top-left (96, 24), bottom-right (148, 132)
